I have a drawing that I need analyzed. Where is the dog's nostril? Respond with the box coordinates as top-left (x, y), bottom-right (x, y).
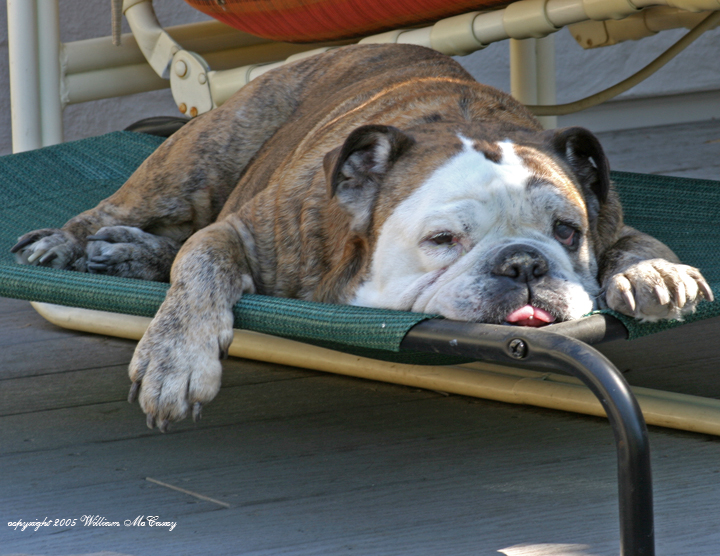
top-left (492, 247), bottom-right (549, 283)
top-left (532, 261), bottom-right (548, 278)
top-left (500, 263), bottom-right (522, 279)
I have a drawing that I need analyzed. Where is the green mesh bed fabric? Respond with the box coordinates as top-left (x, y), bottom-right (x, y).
top-left (0, 131), bottom-right (718, 358)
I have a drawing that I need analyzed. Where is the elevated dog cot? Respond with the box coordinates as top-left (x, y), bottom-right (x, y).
top-left (5, 1), bottom-right (720, 555)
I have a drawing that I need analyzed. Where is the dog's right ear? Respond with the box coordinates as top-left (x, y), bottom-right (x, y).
top-left (324, 125), bottom-right (415, 233)
top-left (547, 126), bottom-right (611, 205)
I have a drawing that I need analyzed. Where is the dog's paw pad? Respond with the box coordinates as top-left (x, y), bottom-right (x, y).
top-left (606, 258), bottom-right (713, 322)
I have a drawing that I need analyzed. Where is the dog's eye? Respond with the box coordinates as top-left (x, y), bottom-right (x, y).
top-left (554, 221), bottom-right (580, 248)
top-left (428, 232), bottom-right (457, 246)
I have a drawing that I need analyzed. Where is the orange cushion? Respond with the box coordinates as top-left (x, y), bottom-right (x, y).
top-left (185, 0), bottom-right (512, 43)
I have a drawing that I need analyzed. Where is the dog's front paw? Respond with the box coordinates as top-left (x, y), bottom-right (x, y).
top-left (128, 302), bottom-right (234, 432)
top-left (87, 226), bottom-right (179, 281)
top-left (605, 258), bottom-right (713, 322)
top-left (11, 228), bottom-right (86, 270)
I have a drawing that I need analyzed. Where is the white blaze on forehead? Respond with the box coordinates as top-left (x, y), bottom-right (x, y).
top-left (353, 135), bottom-right (537, 309)
top-left (394, 136), bottom-right (534, 242)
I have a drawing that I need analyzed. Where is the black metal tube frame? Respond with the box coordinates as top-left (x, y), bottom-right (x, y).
top-left (401, 315), bottom-right (654, 556)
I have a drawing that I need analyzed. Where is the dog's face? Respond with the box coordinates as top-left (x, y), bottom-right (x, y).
top-left (326, 123), bottom-right (615, 326)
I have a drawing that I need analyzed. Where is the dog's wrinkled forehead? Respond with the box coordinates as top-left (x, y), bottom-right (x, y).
top-left (456, 134), bottom-right (586, 207)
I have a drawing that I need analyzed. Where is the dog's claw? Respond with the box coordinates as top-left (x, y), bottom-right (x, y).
top-left (39, 251), bottom-right (58, 264)
top-left (87, 262), bottom-right (108, 271)
top-left (128, 381), bottom-right (140, 403)
top-left (192, 402), bottom-right (203, 422)
top-left (159, 419), bottom-right (170, 433)
top-left (26, 249), bottom-right (45, 263)
top-left (146, 414), bottom-right (156, 430)
top-left (11, 236), bottom-right (35, 253)
top-left (219, 347), bottom-right (228, 360)
top-left (675, 280), bottom-right (687, 308)
top-left (697, 276), bottom-right (714, 302)
top-left (654, 284), bottom-right (670, 306)
top-left (622, 289), bottom-right (636, 313)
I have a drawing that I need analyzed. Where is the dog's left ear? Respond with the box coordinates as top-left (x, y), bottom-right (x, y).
top-left (324, 125), bottom-right (415, 232)
top-left (547, 127), bottom-right (610, 205)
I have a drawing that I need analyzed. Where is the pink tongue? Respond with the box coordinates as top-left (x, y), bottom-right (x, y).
top-left (506, 305), bottom-right (556, 327)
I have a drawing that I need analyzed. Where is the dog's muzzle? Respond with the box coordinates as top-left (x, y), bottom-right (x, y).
top-left (489, 244), bottom-right (558, 327)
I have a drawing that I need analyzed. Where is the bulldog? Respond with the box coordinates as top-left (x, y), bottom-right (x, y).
top-left (12, 44), bottom-right (712, 430)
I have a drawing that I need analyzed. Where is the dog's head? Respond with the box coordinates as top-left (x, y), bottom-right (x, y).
top-left (324, 123), bottom-right (620, 326)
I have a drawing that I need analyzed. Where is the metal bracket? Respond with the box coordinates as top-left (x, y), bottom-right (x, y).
top-left (170, 50), bottom-right (213, 117)
top-left (123, 0), bottom-right (215, 116)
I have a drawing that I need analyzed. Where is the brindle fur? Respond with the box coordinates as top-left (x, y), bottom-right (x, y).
top-left (12, 44), bottom-right (712, 429)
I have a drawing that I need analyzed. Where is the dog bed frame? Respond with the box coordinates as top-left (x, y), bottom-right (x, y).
top-left (1, 127), bottom-right (719, 556)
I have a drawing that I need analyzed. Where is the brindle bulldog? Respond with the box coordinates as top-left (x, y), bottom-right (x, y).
top-left (12, 44), bottom-right (713, 431)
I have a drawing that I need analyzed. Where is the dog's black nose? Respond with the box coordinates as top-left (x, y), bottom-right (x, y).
top-left (491, 245), bottom-right (549, 283)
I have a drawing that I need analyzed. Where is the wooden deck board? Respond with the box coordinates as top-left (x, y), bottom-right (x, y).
top-left (596, 120), bottom-right (720, 180)
top-left (0, 332), bottom-right (136, 381)
top-left (0, 356), bottom-right (322, 418)
top-left (2, 119), bottom-right (720, 555)
top-left (596, 317), bottom-right (720, 398)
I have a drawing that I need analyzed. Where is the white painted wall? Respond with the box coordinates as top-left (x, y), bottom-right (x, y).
top-left (461, 24), bottom-right (720, 131)
top-left (1, 1), bottom-right (719, 155)
top-left (0, 0), bottom-right (210, 156)
top-left (462, 23), bottom-right (720, 101)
